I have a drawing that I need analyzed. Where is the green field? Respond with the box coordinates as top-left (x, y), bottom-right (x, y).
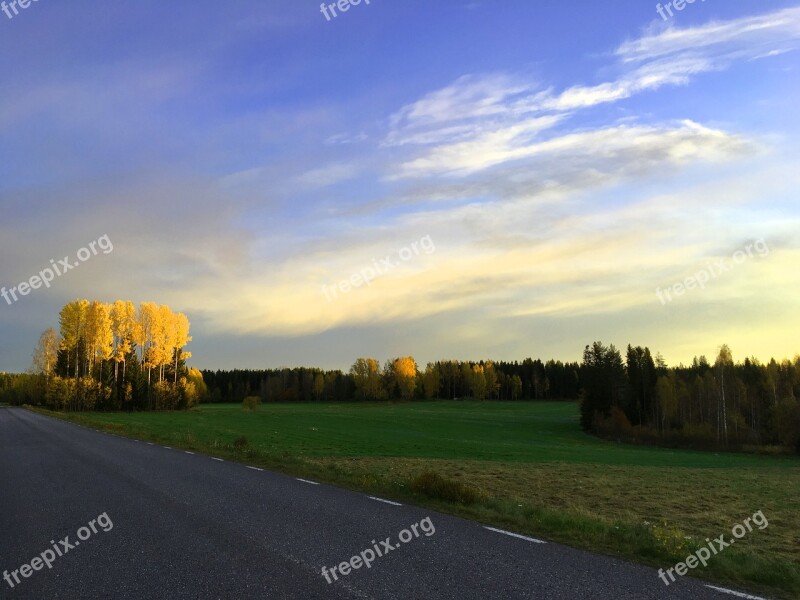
top-left (36, 401), bottom-right (800, 598)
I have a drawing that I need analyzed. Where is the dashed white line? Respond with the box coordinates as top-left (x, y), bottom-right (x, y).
top-left (368, 496), bottom-right (402, 506)
top-left (247, 466), bottom-right (264, 472)
top-left (484, 526), bottom-right (546, 544)
top-left (212, 458), bottom-right (224, 462)
top-left (296, 478), bottom-right (319, 485)
top-left (163, 446), bottom-right (172, 450)
top-left (704, 585), bottom-right (768, 600)
top-left (146, 442), bottom-right (154, 446)
top-left (185, 451), bottom-right (195, 455)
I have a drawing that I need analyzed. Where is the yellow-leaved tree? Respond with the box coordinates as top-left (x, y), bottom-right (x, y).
top-left (350, 358), bottom-right (383, 400)
top-left (154, 304), bottom-right (177, 382)
top-left (110, 300), bottom-right (137, 381)
top-left (59, 299), bottom-right (89, 378)
top-left (137, 302), bottom-right (159, 385)
top-left (85, 301), bottom-right (113, 380)
top-left (393, 356), bottom-right (418, 400)
top-left (172, 312), bottom-right (192, 383)
top-left (32, 328), bottom-right (61, 383)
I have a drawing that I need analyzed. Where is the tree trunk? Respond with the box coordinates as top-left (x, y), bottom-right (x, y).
top-left (721, 370), bottom-right (728, 444)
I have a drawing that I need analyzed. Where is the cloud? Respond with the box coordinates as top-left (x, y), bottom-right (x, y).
top-left (326, 132), bottom-right (368, 145)
top-left (384, 7), bottom-right (799, 182)
top-left (385, 74), bottom-right (537, 147)
top-left (616, 7), bottom-right (800, 64)
top-left (295, 163), bottom-right (362, 189)
top-left (394, 119), bottom-right (754, 179)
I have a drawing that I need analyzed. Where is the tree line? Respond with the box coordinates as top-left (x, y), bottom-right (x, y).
top-left (580, 342), bottom-right (800, 453)
top-left (0, 300), bottom-right (203, 411)
top-left (4, 330), bottom-right (797, 454)
top-left (202, 357), bottom-right (581, 404)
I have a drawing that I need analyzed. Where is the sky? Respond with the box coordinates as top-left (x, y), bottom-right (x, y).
top-left (1, 0), bottom-right (799, 372)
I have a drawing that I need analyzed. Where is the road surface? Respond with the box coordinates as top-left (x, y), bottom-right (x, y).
top-left (0, 407), bottom-right (768, 599)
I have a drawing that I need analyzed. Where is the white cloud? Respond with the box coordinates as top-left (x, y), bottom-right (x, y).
top-left (394, 120), bottom-right (754, 179)
top-left (384, 7), bottom-right (799, 182)
top-left (295, 163), bottom-right (361, 189)
top-left (386, 74), bottom-right (536, 146)
top-left (616, 7), bottom-right (800, 64)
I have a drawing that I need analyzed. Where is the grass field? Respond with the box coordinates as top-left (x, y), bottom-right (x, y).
top-left (34, 401), bottom-right (800, 598)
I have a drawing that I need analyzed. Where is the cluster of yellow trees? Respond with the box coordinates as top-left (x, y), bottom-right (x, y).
top-left (58, 299), bottom-right (191, 384)
top-left (349, 357), bottom-right (517, 400)
top-left (350, 357), bottom-right (418, 400)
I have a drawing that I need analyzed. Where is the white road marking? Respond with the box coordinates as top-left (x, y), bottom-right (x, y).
top-left (296, 478), bottom-right (319, 485)
top-left (212, 458), bottom-right (224, 462)
top-left (185, 451), bottom-right (194, 455)
top-left (247, 466), bottom-right (264, 471)
top-left (484, 526), bottom-right (546, 544)
top-left (368, 496), bottom-right (402, 506)
top-left (146, 442), bottom-right (154, 446)
top-left (704, 585), bottom-right (768, 600)
top-left (163, 446), bottom-right (172, 450)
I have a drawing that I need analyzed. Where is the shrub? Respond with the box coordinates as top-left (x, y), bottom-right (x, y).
top-left (650, 521), bottom-right (692, 556)
top-left (595, 406), bottom-right (633, 438)
top-left (410, 471), bottom-right (481, 505)
top-left (152, 381), bottom-right (180, 411)
top-left (242, 396), bottom-right (261, 412)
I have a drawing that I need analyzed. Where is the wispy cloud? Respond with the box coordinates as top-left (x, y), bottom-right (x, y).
top-left (616, 7), bottom-right (800, 63)
top-left (384, 7), bottom-right (799, 182)
top-left (296, 163), bottom-right (362, 189)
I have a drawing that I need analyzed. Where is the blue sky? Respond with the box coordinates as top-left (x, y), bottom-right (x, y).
top-left (1, 0), bottom-right (799, 371)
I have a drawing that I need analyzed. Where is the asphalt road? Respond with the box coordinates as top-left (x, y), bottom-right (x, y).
top-left (0, 407), bottom-right (768, 600)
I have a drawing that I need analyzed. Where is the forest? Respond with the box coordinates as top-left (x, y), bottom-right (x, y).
top-left (580, 342), bottom-right (800, 452)
top-left (0, 299), bottom-right (202, 411)
top-left (202, 357), bottom-right (581, 404)
top-left (2, 322), bottom-right (798, 453)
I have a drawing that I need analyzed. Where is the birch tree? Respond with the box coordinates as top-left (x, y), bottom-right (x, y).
top-left (110, 300), bottom-right (137, 381)
top-left (716, 344), bottom-right (733, 445)
top-left (85, 301), bottom-right (113, 379)
top-left (137, 302), bottom-right (159, 385)
top-left (393, 356), bottom-right (417, 400)
top-left (172, 312), bottom-right (192, 383)
top-left (59, 299), bottom-right (88, 378)
top-left (32, 328), bottom-right (61, 383)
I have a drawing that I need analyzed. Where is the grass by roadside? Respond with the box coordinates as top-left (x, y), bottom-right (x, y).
top-left (25, 402), bottom-right (800, 599)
